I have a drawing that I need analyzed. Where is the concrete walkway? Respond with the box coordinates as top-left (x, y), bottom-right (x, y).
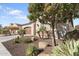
top-left (0, 43), bottom-right (11, 56)
top-left (0, 35), bottom-right (18, 56)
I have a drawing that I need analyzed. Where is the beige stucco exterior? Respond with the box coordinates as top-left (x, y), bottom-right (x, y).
top-left (22, 22), bottom-right (35, 36)
top-left (22, 20), bottom-right (52, 37)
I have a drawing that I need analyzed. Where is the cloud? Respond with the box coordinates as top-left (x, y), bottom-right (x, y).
top-left (0, 5), bottom-right (30, 25)
top-left (7, 9), bottom-right (27, 20)
top-left (15, 15), bottom-right (26, 19)
top-left (0, 6), bottom-right (27, 20)
top-left (0, 16), bottom-right (5, 18)
top-left (6, 8), bottom-right (27, 20)
top-left (0, 5), bottom-right (25, 16)
top-left (8, 9), bottom-right (23, 16)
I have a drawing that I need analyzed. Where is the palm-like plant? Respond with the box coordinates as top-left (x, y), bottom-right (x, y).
top-left (26, 45), bottom-right (39, 56)
top-left (52, 40), bottom-right (79, 56)
top-left (37, 25), bottom-right (46, 39)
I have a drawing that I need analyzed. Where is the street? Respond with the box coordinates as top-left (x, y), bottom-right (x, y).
top-left (0, 35), bottom-right (18, 42)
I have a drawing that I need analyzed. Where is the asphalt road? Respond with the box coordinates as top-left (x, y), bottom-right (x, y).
top-left (0, 35), bottom-right (18, 42)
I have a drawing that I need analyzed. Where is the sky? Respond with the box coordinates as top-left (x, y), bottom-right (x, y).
top-left (0, 3), bottom-right (79, 27)
top-left (0, 3), bottom-right (30, 27)
top-left (73, 18), bottom-right (79, 27)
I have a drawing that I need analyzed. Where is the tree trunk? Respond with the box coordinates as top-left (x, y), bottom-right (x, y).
top-left (70, 14), bottom-right (74, 28)
top-left (37, 32), bottom-right (41, 39)
top-left (46, 31), bottom-right (50, 39)
top-left (66, 20), bottom-right (70, 32)
top-left (67, 14), bottom-right (74, 32)
top-left (51, 23), bottom-right (57, 46)
top-left (42, 31), bottom-right (44, 39)
top-left (55, 23), bottom-right (60, 40)
top-left (70, 19), bottom-right (74, 27)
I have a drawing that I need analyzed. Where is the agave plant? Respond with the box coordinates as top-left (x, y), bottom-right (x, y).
top-left (26, 45), bottom-right (39, 56)
top-left (52, 40), bottom-right (79, 56)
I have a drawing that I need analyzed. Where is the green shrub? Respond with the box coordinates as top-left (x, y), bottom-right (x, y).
top-left (52, 40), bottom-right (79, 56)
top-left (0, 29), bottom-right (3, 34)
top-left (26, 45), bottom-right (39, 56)
top-left (14, 36), bottom-right (21, 43)
top-left (22, 37), bottom-right (32, 43)
top-left (14, 36), bottom-right (32, 43)
top-left (2, 29), bottom-right (11, 35)
top-left (18, 29), bottom-right (25, 36)
top-left (64, 29), bottom-right (79, 40)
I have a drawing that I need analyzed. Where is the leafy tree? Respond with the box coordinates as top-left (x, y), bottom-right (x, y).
top-left (28, 3), bottom-right (79, 46)
top-left (37, 25), bottom-right (46, 39)
top-left (0, 25), bottom-right (3, 34)
top-left (2, 27), bottom-right (11, 35)
top-left (28, 3), bottom-right (60, 46)
top-left (58, 4), bottom-right (79, 31)
top-left (18, 29), bottom-right (25, 37)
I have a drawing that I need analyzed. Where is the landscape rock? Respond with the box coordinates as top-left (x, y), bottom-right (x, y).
top-left (38, 41), bottom-right (48, 49)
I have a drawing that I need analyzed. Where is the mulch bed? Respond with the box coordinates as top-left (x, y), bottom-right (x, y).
top-left (2, 37), bottom-right (52, 56)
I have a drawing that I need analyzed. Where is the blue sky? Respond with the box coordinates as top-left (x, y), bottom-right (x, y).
top-left (0, 3), bottom-right (30, 27)
top-left (0, 3), bottom-right (79, 27)
top-left (73, 18), bottom-right (79, 27)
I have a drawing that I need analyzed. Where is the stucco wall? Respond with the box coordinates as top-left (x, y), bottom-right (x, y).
top-left (22, 23), bottom-right (35, 36)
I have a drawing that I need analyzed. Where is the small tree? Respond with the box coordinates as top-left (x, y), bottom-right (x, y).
top-left (0, 29), bottom-right (2, 34)
top-left (28, 3), bottom-right (79, 46)
top-left (18, 29), bottom-right (25, 37)
top-left (37, 25), bottom-right (46, 39)
top-left (2, 27), bottom-right (11, 35)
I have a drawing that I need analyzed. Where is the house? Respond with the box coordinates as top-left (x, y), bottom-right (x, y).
top-left (75, 25), bottom-right (79, 30)
top-left (22, 20), bottom-right (52, 37)
top-left (6, 20), bottom-right (73, 39)
top-left (8, 23), bottom-right (22, 35)
top-left (0, 24), bottom-right (2, 29)
top-left (22, 22), bottom-right (36, 36)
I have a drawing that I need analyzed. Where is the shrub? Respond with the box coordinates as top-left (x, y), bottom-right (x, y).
top-left (52, 40), bottom-right (79, 56)
top-left (26, 45), bottom-right (39, 56)
top-left (0, 29), bottom-right (2, 34)
top-left (14, 36), bottom-right (33, 43)
top-left (14, 36), bottom-right (21, 43)
top-left (2, 29), bottom-right (11, 35)
top-left (64, 29), bottom-right (79, 40)
top-left (18, 29), bottom-right (25, 36)
top-left (22, 37), bottom-right (32, 43)
top-left (33, 37), bottom-right (38, 41)
top-left (15, 36), bottom-right (33, 43)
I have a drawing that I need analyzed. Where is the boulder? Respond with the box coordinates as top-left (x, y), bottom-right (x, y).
top-left (38, 41), bottom-right (48, 49)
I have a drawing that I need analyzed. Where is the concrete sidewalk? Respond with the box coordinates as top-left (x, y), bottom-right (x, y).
top-left (0, 35), bottom-right (18, 56)
top-left (0, 43), bottom-right (11, 56)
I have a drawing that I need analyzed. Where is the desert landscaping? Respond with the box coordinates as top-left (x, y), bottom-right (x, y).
top-left (0, 3), bottom-right (79, 56)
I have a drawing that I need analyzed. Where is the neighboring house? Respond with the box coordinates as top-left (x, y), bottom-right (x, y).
top-left (8, 23), bottom-right (22, 34)
top-left (0, 24), bottom-right (2, 29)
top-left (75, 25), bottom-right (79, 30)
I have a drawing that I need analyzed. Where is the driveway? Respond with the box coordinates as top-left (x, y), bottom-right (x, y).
top-left (0, 35), bottom-right (18, 56)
